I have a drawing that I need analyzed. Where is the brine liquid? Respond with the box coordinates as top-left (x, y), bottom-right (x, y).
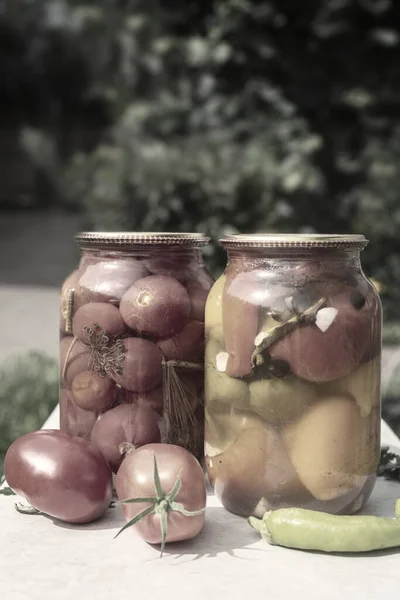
top-left (60, 248), bottom-right (213, 467)
top-left (205, 263), bottom-right (381, 518)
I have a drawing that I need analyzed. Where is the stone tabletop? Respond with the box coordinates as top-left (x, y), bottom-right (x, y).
top-left (1, 411), bottom-right (400, 600)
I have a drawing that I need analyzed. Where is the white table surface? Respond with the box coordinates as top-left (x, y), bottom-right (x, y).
top-left (2, 409), bottom-right (400, 600)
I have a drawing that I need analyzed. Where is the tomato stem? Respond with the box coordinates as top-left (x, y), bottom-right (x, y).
top-left (114, 455), bottom-right (206, 555)
top-left (160, 510), bottom-right (168, 557)
top-left (119, 442), bottom-right (136, 457)
top-left (118, 497), bottom-right (157, 505)
top-left (169, 501), bottom-right (206, 517)
top-left (114, 504), bottom-right (156, 539)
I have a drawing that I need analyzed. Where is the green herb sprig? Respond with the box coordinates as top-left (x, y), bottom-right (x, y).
top-left (378, 447), bottom-right (400, 482)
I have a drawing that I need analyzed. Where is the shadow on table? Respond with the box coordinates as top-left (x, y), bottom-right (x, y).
top-left (51, 505), bottom-right (262, 561)
top-left (157, 478), bottom-right (400, 562)
top-left (299, 546), bottom-right (400, 559)
top-left (49, 475), bottom-right (400, 561)
top-left (146, 506), bottom-right (264, 563)
top-left (51, 505), bottom-right (125, 532)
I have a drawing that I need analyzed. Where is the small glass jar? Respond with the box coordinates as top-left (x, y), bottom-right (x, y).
top-left (60, 232), bottom-right (212, 470)
top-left (205, 234), bottom-right (381, 518)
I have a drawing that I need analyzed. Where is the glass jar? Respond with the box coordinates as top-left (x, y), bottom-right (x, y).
top-left (60, 232), bottom-right (213, 470)
top-left (205, 234), bottom-right (381, 518)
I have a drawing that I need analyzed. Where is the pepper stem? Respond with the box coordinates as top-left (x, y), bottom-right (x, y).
top-left (248, 516), bottom-right (263, 532)
top-left (251, 297), bottom-right (326, 365)
top-left (248, 515), bottom-right (273, 544)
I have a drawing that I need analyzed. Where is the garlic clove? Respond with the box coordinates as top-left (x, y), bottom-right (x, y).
top-left (216, 351), bottom-right (230, 373)
top-left (254, 331), bottom-right (269, 347)
top-left (315, 307), bottom-right (338, 333)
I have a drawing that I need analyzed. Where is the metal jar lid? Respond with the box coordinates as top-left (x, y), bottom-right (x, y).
top-left (75, 232), bottom-right (210, 248)
top-left (219, 233), bottom-right (368, 250)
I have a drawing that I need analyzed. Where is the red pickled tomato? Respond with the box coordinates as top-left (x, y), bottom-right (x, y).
top-left (91, 403), bottom-right (161, 472)
top-left (71, 370), bottom-right (115, 412)
top-left (112, 337), bottom-right (163, 392)
top-left (207, 419), bottom-right (308, 517)
top-left (183, 368), bottom-right (204, 392)
top-left (184, 270), bottom-right (214, 322)
top-left (196, 267), bottom-right (215, 289)
top-left (72, 302), bottom-right (126, 340)
top-left (60, 390), bottom-right (98, 440)
top-left (59, 336), bottom-right (89, 386)
top-left (363, 291), bottom-right (382, 361)
top-left (118, 385), bottom-right (164, 415)
top-left (291, 259), bottom-right (355, 286)
top-left (185, 281), bottom-right (209, 322)
top-left (120, 275), bottom-right (191, 337)
top-left (143, 255), bottom-right (189, 280)
top-left (4, 430), bottom-right (112, 524)
top-left (77, 258), bottom-right (149, 305)
top-left (222, 270), bottom-right (261, 378)
top-left (270, 295), bottom-right (371, 382)
top-left (334, 287), bottom-right (381, 363)
top-left (157, 320), bottom-right (204, 362)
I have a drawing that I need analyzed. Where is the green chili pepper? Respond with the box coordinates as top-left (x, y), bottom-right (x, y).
top-left (249, 499), bottom-right (400, 553)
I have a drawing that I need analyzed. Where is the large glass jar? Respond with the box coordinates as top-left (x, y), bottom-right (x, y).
top-left (60, 232), bottom-right (212, 470)
top-left (205, 234), bottom-right (381, 518)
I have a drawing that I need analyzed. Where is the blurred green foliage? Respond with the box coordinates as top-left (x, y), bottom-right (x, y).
top-left (383, 322), bottom-right (400, 346)
top-left (2, 0), bottom-right (400, 312)
top-left (0, 353), bottom-right (58, 472)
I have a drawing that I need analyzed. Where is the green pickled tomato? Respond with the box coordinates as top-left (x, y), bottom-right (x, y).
top-left (207, 324), bottom-right (225, 347)
top-left (205, 275), bottom-right (226, 331)
top-left (283, 395), bottom-right (376, 501)
top-left (205, 339), bottom-right (250, 413)
top-left (351, 407), bottom-right (381, 476)
top-left (205, 409), bottom-right (259, 458)
top-left (321, 356), bottom-right (381, 417)
top-left (249, 375), bottom-right (318, 427)
top-left (206, 411), bottom-right (309, 518)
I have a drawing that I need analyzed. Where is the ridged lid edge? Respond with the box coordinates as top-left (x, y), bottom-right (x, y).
top-left (219, 233), bottom-right (368, 250)
top-left (75, 232), bottom-right (210, 247)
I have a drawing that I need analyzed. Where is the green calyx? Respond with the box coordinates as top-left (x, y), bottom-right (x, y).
top-left (0, 484), bottom-right (34, 514)
top-left (0, 486), bottom-right (16, 497)
top-left (115, 455), bottom-right (206, 556)
top-left (0, 476), bottom-right (16, 497)
top-left (14, 502), bottom-right (41, 515)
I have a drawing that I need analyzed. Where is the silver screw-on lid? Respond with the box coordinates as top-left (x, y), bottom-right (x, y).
top-left (219, 233), bottom-right (368, 250)
top-left (76, 232), bottom-right (210, 248)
